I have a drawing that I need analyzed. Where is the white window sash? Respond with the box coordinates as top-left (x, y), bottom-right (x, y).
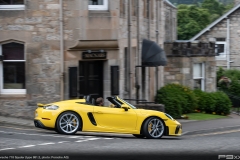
top-left (0, 44), bottom-right (26, 95)
top-left (88, 0), bottom-right (108, 10)
top-left (215, 41), bottom-right (227, 60)
top-left (0, 5), bottom-right (25, 10)
top-left (0, 89), bottom-right (26, 94)
top-left (3, 60), bottom-right (26, 62)
top-left (193, 63), bottom-right (205, 91)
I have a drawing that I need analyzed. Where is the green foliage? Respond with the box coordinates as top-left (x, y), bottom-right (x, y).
top-left (177, 5), bottom-right (210, 40)
top-left (212, 91), bottom-right (231, 115)
top-left (156, 83), bottom-right (232, 118)
top-left (193, 89), bottom-right (215, 112)
top-left (155, 84), bottom-right (182, 118)
top-left (193, 89), bottom-right (231, 115)
top-left (177, 0), bottom-right (234, 40)
top-left (202, 0), bottom-right (225, 15)
top-left (169, 0), bottom-right (234, 6)
top-left (216, 67), bottom-right (240, 97)
top-left (229, 80), bottom-right (240, 97)
top-left (155, 83), bottom-right (197, 118)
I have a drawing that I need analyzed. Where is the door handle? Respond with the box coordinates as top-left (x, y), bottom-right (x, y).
top-left (95, 111), bottom-right (103, 114)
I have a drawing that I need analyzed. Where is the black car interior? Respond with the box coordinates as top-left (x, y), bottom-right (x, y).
top-left (83, 95), bottom-right (123, 108)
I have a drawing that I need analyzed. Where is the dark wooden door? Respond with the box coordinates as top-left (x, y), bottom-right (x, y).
top-left (79, 61), bottom-right (103, 100)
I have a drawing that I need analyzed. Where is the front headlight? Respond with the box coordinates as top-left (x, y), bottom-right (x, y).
top-left (43, 105), bottom-right (59, 110)
top-left (165, 113), bottom-right (174, 120)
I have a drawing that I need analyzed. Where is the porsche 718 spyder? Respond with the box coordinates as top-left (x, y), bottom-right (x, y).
top-left (34, 96), bottom-right (182, 139)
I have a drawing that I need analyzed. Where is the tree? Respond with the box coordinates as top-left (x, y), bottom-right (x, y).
top-left (201, 0), bottom-right (231, 22)
top-left (177, 5), bottom-right (210, 40)
top-left (177, 1), bottom-right (234, 40)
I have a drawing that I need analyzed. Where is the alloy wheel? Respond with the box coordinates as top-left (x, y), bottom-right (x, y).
top-left (58, 112), bottom-right (80, 134)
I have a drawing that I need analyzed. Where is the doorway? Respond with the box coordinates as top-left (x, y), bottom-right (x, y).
top-left (79, 61), bottom-right (103, 100)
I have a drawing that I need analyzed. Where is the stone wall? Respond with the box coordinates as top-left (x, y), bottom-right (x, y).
top-left (164, 42), bottom-right (216, 92)
top-left (0, 0), bottom-right (62, 119)
top-left (0, 0), bottom-right (177, 119)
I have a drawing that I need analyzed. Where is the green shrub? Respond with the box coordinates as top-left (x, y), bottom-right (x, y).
top-left (217, 67), bottom-right (240, 96)
top-left (229, 79), bottom-right (240, 97)
top-left (212, 91), bottom-right (231, 115)
top-left (155, 83), bottom-right (197, 118)
top-left (194, 89), bottom-right (231, 115)
top-left (193, 89), bottom-right (216, 113)
top-left (193, 89), bottom-right (208, 111)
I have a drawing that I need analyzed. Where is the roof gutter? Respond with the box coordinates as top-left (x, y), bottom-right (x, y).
top-left (227, 18), bottom-right (230, 69)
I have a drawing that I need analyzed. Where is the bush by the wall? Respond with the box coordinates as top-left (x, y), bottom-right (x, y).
top-left (194, 89), bottom-right (231, 115)
top-left (193, 89), bottom-right (216, 113)
top-left (155, 83), bottom-right (197, 118)
top-left (217, 67), bottom-right (240, 96)
top-left (212, 91), bottom-right (232, 115)
top-left (156, 83), bottom-right (232, 117)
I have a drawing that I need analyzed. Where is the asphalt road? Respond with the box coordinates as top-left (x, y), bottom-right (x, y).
top-left (0, 125), bottom-right (240, 160)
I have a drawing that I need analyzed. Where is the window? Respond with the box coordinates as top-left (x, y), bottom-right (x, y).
top-left (0, 0), bottom-right (25, 10)
top-left (215, 38), bottom-right (226, 60)
top-left (88, 0), bottom-right (108, 10)
top-left (0, 42), bottom-right (26, 94)
top-left (193, 63), bottom-right (205, 91)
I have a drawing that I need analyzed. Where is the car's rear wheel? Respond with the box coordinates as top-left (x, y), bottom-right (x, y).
top-left (132, 134), bottom-right (145, 138)
top-left (56, 111), bottom-right (81, 135)
top-left (142, 117), bottom-right (165, 139)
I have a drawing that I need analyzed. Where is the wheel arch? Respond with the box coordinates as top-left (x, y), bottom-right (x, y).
top-left (139, 116), bottom-right (166, 135)
top-left (55, 110), bottom-right (83, 131)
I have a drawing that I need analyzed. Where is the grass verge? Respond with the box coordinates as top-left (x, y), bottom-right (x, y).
top-left (185, 113), bottom-right (228, 121)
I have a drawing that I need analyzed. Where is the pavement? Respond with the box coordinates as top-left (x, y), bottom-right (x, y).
top-left (0, 112), bottom-right (239, 136)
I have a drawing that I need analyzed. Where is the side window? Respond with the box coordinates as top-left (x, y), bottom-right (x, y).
top-left (88, 0), bottom-right (108, 10)
top-left (0, 42), bottom-right (26, 94)
top-left (0, 0), bottom-right (25, 10)
top-left (215, 38), bottom-right (226, 60)
top-left (193, 63), bottom-right (205, 91)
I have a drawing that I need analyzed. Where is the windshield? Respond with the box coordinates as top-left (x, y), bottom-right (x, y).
top-left (120, 99), bottom-right (137, 109)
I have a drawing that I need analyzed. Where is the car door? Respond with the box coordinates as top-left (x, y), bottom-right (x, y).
top-left (92, 106), bottom-right (138, 132)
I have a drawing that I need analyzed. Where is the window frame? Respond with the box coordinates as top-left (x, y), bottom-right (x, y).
top-left (88, 0), bottom-right (108, 10)
top-left (0, 41), bottom-right (26, 95)
top-left (215, 41), bottom-right (227, 60)
top-left (193, 63), bottom-right (205, 91)
top-left (0, 4), bottom-right (25, 10)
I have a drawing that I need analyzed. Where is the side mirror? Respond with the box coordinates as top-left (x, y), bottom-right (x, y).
top-left (121, 104), bottom-right (129, 111)
top-left (37, 103), bottom-right (44, 107)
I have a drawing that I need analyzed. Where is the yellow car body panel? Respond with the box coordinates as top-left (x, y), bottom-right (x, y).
top-left (34, 96), bottom-right (182, 137)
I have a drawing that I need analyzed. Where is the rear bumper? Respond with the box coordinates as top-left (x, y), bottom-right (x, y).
top-left (34, 120), bottom-right (54, 130)
top-left (34, 120), bottom-right (45, 129)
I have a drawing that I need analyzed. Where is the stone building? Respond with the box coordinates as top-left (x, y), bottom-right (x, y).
top-left (0, 0), bottom-right (177, 119)
top-left (164, 41), bottom-right (217, 92)
top-left (190, 0), bottom-right (240, 71)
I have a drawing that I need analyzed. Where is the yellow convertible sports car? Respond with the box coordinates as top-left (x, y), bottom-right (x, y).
top-left (34, 96), bottom-right (182, 139)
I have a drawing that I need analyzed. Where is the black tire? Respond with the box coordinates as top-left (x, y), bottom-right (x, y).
top-left (55, 128), bottom-right (60, 133)
top-left (133, 134), bottom-right (145, 138)
top-left (56, 111), bottom-right (81, 135)
top-left (142, 117), bottom-right (165, 139)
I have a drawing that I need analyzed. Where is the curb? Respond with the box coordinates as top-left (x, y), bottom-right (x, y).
top-left (182, 125), bottom-right (240, 136)
top-left (0, 120), bottom-right (35, 129)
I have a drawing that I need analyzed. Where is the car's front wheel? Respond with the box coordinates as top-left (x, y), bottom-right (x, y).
top-left (142, 117), bottom-right (165, 139)
top-left (56, 111), bottom-right (81, 135)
